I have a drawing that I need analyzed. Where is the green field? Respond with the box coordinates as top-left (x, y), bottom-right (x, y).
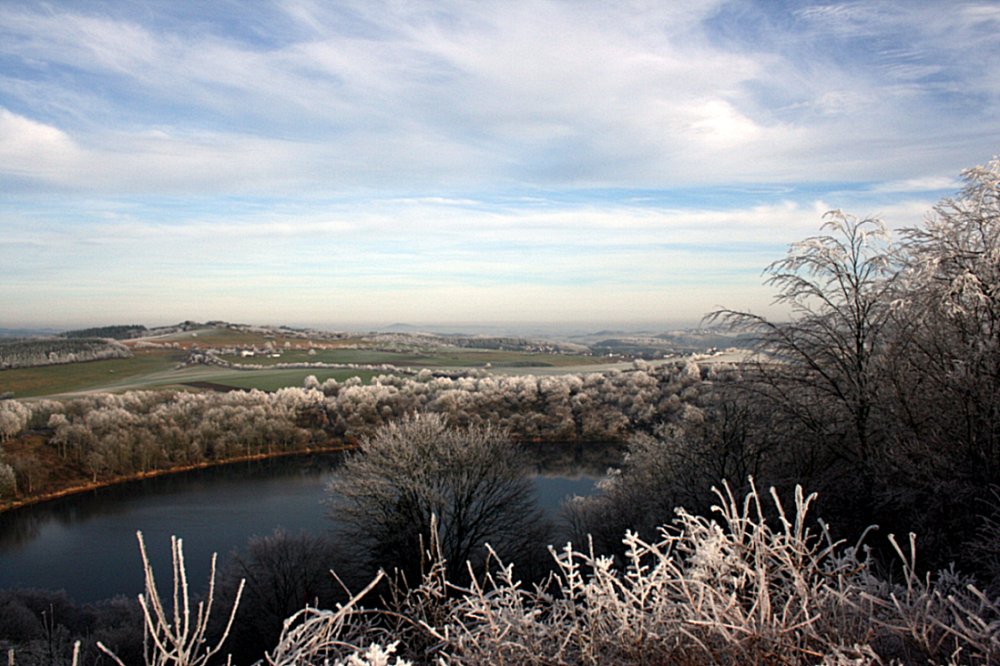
top-left (0, 359), bottom-right (383, 398)
top-left (0, 350), bottom-right (184, 398)
top-left (187, 368), bottom-right (383, 391)
top-left (217, 347), bottom-right (597, 369)
top-left (0, 329), bottom-right (617, 399)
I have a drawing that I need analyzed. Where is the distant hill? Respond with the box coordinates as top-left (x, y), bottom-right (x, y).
top-left (62, 325), bottom-right (148, 340)
top-left (7, 319), bottom-right (750, 361)
top-left (0, 327), bottom-right (63, 338)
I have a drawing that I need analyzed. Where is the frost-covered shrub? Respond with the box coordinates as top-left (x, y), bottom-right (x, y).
top-left (0, 399), bottom-right (31, 442)
top-left (100, 483), bottom-right (1000, 665)
top-left (0, 461), bottom-right (16, 498)
top-left (97, 533), bottom-right (243, 666)
top-left (331, 643), bottom-right (412, 666)
top-left (269, 482), bottom-right (1000, 665)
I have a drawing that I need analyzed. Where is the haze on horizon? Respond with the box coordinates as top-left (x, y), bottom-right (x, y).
top-left (1, 1), bottom-right (998, 330)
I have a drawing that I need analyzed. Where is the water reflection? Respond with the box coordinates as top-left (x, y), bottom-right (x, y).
top-left (0, 454), bottom-right (344, 549)
top-left (0, 444), bottom-right (615, 603)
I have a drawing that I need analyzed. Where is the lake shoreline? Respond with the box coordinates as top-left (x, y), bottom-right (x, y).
top-left (0, 435), bottom-right (621, 515)
top-left (0, 442), bottom-right (356, 514)
top-left (0, 444), bottom-right (603, 604)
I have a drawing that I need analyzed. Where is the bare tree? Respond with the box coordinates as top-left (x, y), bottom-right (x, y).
top-left (708, 211), bottom-right (897, 480)
top-left (213, 530), bottom-right (344, 664)
top-left (895, 158), bottom-right (1000, 482)
top-left (327, 413), bottom-right (547, 583)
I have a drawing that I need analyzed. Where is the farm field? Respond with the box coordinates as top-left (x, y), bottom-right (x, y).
top-left (180, 367), bottom-right (384, 391)
top-left (0, 324), bottom-right (623, 399)
top-left (216, 347), bottom-right (600, 368)
top-left (0, 349), bottom-right (183, 398)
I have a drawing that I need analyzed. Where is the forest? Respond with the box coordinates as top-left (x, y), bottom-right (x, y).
top-left (61, 326), bottom-right (149, 341)
top-left (1, 159), bottom-right (999, 664)
top-left (0, 338), bottom-right (132, 371)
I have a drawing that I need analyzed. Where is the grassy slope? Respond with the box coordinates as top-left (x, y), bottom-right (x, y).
top-left (216, 348), bottom-right (598, 368)
top-left (0, 349), bottom-right (184, 398)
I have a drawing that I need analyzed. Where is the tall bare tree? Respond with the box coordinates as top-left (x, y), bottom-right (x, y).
top-left (708, 211), bottom-right (897, 479)
top-left (894, 159), bottom-right (1000, 483)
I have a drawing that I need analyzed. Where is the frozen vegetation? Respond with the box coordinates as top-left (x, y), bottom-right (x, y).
top-left (0, 359), bottom-right (708, 499)
top-left (0, 338), bottom-right (132, 370)
top-left (82, 483), bottom-right (1000, 666)
top-left (2, 159), bottom-right (1000, 663)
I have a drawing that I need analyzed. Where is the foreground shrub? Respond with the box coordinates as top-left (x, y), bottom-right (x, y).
top-left (272, 482), bottom-right (999, 665)
top-left (79, 483), bottom-right (1000, 665)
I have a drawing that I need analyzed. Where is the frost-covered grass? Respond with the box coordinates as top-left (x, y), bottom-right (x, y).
top-left (82, 482), bottom-right (998, 666)
top-left (341, 482), bottom-right (998, 665)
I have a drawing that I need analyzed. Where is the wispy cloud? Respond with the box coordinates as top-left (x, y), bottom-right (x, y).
top-left (0, 1), bottom-right (996, 326)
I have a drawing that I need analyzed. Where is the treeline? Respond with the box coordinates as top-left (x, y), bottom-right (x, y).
top-left (0, 338), bottom-right (132, 370)
top-left (61, 326), bottom-right (147, 340)
top-left (308, 362), bottom-right (710, 441)
top-left (567, 159), bottom-right (1000, 580)
top-left (440, 335), bottom-right (589, 354)
top-left (0, 360), bottom-right (711, 501)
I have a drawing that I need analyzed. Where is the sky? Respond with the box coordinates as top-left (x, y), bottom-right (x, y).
top-left (1, 1), bottom-right (999, 332)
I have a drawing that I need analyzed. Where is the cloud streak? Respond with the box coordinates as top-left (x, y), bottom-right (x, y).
top-left (0, 1), bottom-right (996, 327)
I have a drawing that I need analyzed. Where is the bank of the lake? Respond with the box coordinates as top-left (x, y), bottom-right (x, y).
top-left (0, 439), bottom-right (355, 513)
top-left (0, 447), bottom-right (608, 603)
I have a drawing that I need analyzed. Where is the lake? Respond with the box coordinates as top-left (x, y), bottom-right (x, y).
top-left (0, 451), bottom-right (606, 603)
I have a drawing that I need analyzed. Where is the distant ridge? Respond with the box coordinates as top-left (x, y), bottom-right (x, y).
top-left (0, 327), bottom-right (64, 338)
top-left (62, 325), bottom-right (148, 340)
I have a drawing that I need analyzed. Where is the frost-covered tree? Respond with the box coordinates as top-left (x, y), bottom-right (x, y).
top-left (212, 530), bottom-right (345, 664)
top-left (0, 461), bottom-right (16, 498)
top-left (0, 400), bottom-right (31, 443)
top-left (328, 414), bottom-right (547, 583)
top-left (709, 212), bottom-right (897, 485)
top-left (894, 158), bottom-right (1000, 482)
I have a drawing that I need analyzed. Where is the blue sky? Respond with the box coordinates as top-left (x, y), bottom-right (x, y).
top-left (1, 1), bottom-right (998, 331)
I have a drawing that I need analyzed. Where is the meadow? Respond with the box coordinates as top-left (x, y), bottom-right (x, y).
top-left (0, 326), bottom-right (619, 399)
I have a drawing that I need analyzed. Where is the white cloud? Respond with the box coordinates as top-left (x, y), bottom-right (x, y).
top-left (686, 99), bottom-right (765, 147)
top-left (0, 108), bottom-right (81, 180)
top-left (0, 1), bottom-right (995, 327)
top-left (869, 176), bottom-right (963, 194)
top-left (1, 1), bottom-right (996, 192)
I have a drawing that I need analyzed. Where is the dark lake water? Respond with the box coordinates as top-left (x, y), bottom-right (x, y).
top-left (0, 451), bottom-right (607, 603)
